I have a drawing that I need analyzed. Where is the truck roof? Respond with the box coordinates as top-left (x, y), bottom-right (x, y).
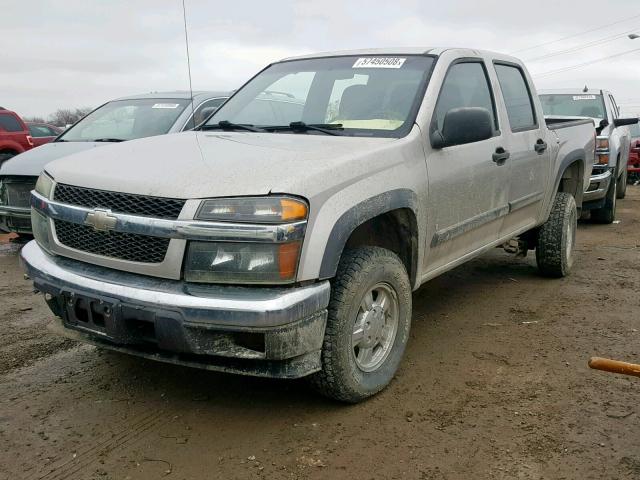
top-left (538, 88), bottom-right (608, 95)
top-left (112, 90), bottom-right (230, 102)
top-left (281, 47), bottom-right (521, 63)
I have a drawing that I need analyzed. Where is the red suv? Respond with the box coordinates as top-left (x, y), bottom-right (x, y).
top-left (0, 107), bottom-right (34, 165)
top-left (628, 122), bottom-right (640, 180)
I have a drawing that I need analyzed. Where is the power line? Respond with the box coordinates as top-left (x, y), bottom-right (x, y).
top-left (533, 46), bottom-right (640, 78)
top-left (510, 13), bottom-right (640, 54)
top-left (525, 26), bottom-right (640, 62)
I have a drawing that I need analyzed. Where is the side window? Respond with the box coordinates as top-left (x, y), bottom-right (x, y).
top-left (0, 114), bottom-right (24, 132)
top-left (434, 62), bottom-right (497, 133)
top-left (184, 98), bottom-right (227, 130)
top-left (494, 64), bottom-right (536, 131)
top-left (609, 95), bottom-right (619, 119)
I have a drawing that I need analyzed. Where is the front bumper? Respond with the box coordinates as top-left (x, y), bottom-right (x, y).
top-left (20, 241), bottom-right (330, 378)
top-left (583, 168), bottom-right (613, 206)
top-left (0, 205), bottom-right (31, 234)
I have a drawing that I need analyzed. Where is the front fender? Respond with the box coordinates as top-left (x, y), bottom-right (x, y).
top-left (316, 189), bottom-right (419, 279)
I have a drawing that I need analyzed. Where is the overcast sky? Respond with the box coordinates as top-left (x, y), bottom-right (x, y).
top-left (3, 0), bottom-right (640, 117)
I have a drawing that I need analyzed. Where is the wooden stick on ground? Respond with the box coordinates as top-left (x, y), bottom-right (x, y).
top-left (589, 357), bottom-right (640, 378)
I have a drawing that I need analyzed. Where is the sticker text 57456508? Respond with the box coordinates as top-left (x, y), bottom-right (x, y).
top-left (353, 57), bottom-right (406, 69)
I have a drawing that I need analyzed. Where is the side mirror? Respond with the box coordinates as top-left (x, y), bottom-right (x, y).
top-left (613, 117), bottom-right (638, 128)
top-left (599, 118), bottom-right (609, 129)
top-left (431, 107), bottom-right (493, 149)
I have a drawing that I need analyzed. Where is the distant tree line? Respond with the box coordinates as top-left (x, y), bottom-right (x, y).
top-left (23, 107), bottom-right (93, 127)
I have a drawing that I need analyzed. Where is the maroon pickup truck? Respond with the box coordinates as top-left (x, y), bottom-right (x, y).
top-left (0, 107), bottom-right (34, 165)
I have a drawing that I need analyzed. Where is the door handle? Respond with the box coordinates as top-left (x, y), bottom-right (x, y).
top-left (534, 139), bottom-right (548, 154)
top-left (492, 147), bottom-right (510, 166)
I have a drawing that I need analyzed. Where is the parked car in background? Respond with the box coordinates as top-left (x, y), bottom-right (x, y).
top-left (628, 121), bottom-right (640, 181)
top-left (22, 48), bottom-right (595, 402)
top-left (26, 122), bottom-right (63, 147)
top-left (539, 89), bottom-right (637, 223)
top-left (0, 107), bottom-right (34, 165)
top-left (0, 91), bottom-right (229, 236)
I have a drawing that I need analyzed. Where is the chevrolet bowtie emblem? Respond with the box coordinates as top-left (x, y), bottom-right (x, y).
top-left (84, 209), bottom-right (117, 232)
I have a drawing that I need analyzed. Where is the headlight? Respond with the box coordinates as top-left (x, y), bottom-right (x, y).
top-left (196, 196), bottom-right (308, 223)
top-left (185, 240), bottom-right (302, 284)
top-left (35, 172), bottom-right (54, 199)
top-left (31, 210), bottom-right (53, 252)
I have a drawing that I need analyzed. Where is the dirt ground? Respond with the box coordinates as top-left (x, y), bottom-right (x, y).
top-left (0, 187), bottom-right (639, 480)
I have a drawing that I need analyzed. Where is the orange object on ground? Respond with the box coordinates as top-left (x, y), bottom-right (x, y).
top-left (589, 357), bottom-right (640, 378)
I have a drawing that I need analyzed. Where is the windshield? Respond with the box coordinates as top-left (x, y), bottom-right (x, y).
top-left (57, 98), bottom-right (190, 142)
top-left (629, 122), bottom-right (640, 138)
top-left (206, 55), bottom-right (435, 137)
top-left (539, 94), bottom-right (606, 120)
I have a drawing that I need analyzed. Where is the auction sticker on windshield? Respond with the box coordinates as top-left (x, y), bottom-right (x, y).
top-left (353, 57), bottom-right (406, 69)
top-left (152, 103), bottom-right (181, 109)
top-left (572, 95), bottom-right (597, 100)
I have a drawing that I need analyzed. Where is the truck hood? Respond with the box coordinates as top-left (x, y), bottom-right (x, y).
top-left (0, 141), bottom-right (107, 177)
top-left (45, 131), bottom-right (398, 199)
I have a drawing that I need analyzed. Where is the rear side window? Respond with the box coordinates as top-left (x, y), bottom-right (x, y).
top-left (433, 61), bottom-right (497, 132)
top-left (494, 64), bottom-right (536, 131)
top-left (0, 113), bottom-right (24, 132)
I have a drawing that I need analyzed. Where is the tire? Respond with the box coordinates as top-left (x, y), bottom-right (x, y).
top-left (616, 168), bottom-right (627, 199)
top-left (308, 247), bottom-right (412, 403)
top-left (536, 192), bottom-right (577, 278)
top-left (591, 176), bottom-right (617, 224)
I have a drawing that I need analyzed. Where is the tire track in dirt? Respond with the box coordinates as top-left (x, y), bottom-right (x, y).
top-left (23, 409), bottom-right (168, 480)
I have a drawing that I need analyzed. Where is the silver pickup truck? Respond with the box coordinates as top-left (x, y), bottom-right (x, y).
top-left (540, 88), bottom-right (637, 223)
top-left (21, 48), bottom-right (595, 402)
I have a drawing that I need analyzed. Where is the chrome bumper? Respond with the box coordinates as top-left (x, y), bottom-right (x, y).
top-left (0, 205), bottom-right (31, 233)
top-left (20, 241), bottom-right (330, 378)
top-left (583, 169), bottom-right (613, 204)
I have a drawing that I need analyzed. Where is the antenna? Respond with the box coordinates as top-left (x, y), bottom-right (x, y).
top-left (182, 0), bottom-right (196, 129)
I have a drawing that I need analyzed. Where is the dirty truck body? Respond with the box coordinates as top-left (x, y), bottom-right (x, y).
top-left (21, 48), bottom-right (595, 402)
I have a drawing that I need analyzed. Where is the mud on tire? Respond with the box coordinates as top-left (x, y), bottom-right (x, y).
top-left (308, 247), bottom-right (412, 403)
top-left (536, 192), bottom-right (577, 278)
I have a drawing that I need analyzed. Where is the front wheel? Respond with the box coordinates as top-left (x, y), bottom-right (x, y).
top-left (616, 168), bottom-right (627, 199)
top-left (591, 176), bottom-right (617, 224)
top-left (308, 247), bottom-right (412, 403)
top-left (536, 192), bottom-right (577, 278)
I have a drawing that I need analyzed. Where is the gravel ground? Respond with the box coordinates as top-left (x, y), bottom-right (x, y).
top-left (0, 187), bottom-right (639, 480)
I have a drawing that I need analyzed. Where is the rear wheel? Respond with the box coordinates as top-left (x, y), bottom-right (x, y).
top-left (309, 247), bottom-right (412, 403)
top-left (536, 192), bottom-right (577, 278)
top-left (591, 176), bottom-right (617, 224)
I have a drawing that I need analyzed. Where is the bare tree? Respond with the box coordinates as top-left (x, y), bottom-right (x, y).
top-left (22, 116), bottom-right (46, 123)
top-left (47, 107), bottom-right (92, 127)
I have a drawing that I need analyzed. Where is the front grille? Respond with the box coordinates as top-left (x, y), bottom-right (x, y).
top-left (5, 179), bottom-right (36, 208)
top-left (54, 220), bottom-right (170, 263)
top-left (53, 183), bottom-right (185, 219)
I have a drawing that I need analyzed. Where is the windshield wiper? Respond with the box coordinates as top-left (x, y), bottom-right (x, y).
top-left (199, 120), bottom-right (265, 133)
top-left (93, 138), bottom-right (125, 142)
top-left (264, 122), bottom-right (344, 136)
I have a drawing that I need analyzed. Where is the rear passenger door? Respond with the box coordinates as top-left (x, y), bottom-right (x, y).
top-left (493, 62), bottom-right (549, 237)
top-left (424, 59), bottom-right (510, 273)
